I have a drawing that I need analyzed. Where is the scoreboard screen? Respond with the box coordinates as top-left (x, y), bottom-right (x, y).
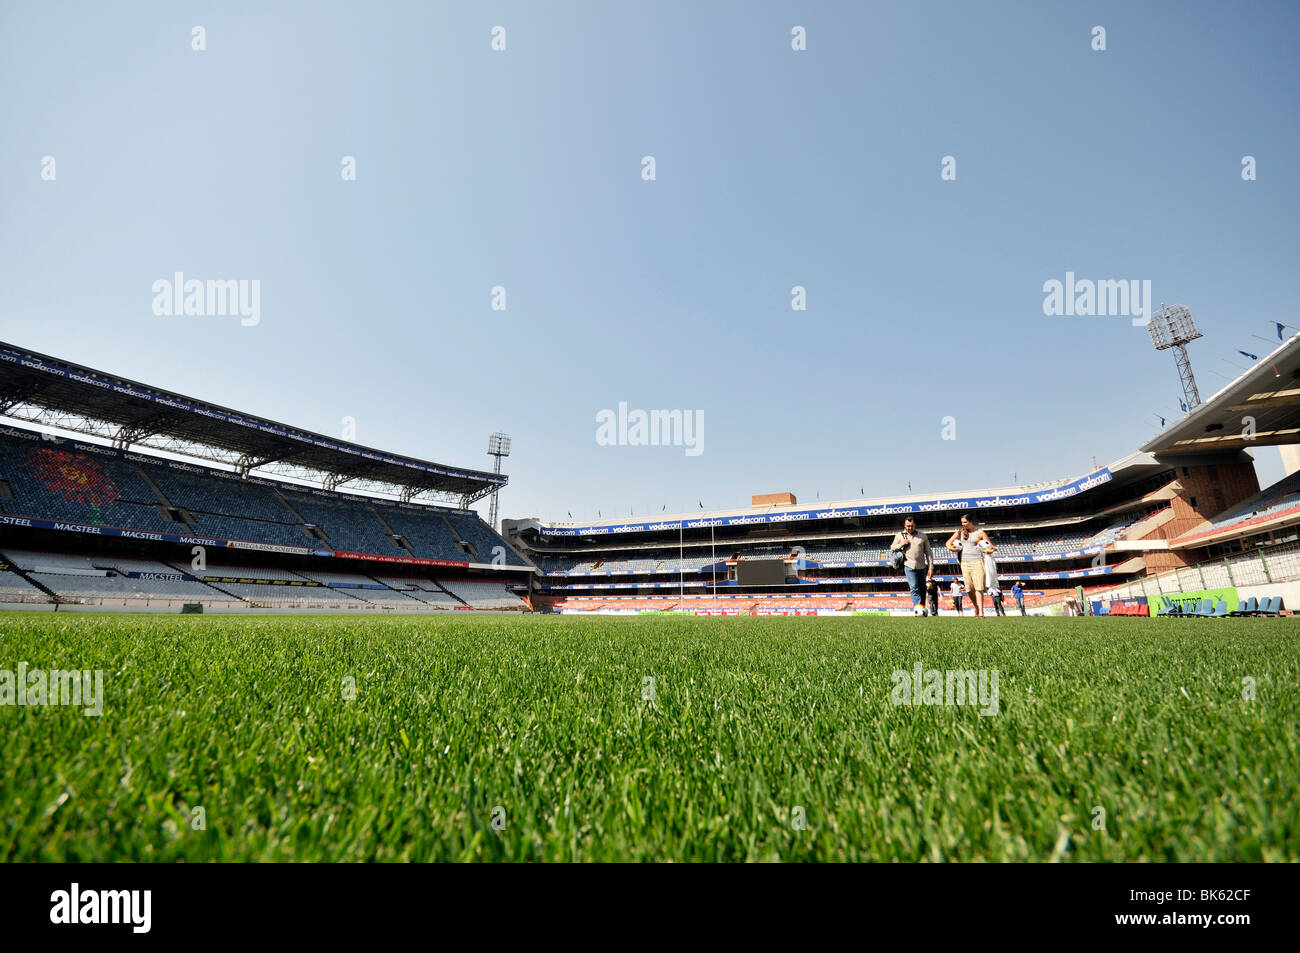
top-left (736, 558), bottom-right (789, 587)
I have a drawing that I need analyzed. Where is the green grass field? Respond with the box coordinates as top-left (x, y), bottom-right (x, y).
top-left (1, 612), bottom-right (1296, 862)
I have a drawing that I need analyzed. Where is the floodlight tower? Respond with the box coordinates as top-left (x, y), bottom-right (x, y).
top-left (1147, 303), bottom-right (1204, 411)
top-left (486, 433), bottom-right (511, 531)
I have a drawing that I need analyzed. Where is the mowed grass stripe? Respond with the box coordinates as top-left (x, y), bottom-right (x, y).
top-left (1, 613), bottom-right (1296, 861)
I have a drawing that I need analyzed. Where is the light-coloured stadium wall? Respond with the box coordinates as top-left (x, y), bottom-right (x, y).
top-left (1235, 579), bottom-right (1300, 609)
top-left (1085, 538), bottom-right (1300, 611)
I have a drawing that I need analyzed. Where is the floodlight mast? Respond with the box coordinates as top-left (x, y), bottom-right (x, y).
top-left (1147, 303), bottom-right (1203, 411)
top-left (486, 433), bottom-right (511, 531)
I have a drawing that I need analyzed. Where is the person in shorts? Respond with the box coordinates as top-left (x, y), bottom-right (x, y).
top-left (946, 513), bottom-right (995, 618)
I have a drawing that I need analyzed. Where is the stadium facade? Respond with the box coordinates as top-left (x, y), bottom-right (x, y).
top-left (506, 332), bottom-right (1300, 616)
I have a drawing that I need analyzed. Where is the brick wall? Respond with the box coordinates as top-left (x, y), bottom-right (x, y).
top-left (1143, 461), bottom-right (1260, 574)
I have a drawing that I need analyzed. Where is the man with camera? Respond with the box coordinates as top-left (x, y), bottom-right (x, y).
top-left (890, 517), bottom-right (933, 613)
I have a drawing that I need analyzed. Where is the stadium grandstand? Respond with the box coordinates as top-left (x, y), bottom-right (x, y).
top-left (8, 329), bottom-right (1300, 619)
top-left (0, 342), bottom-right (533, 611)
top-left (506, 330), bottom-right (1300, 617)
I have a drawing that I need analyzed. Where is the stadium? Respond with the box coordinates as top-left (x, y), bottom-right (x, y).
top-left (3, 3), bottom-right (1298, 893)
top-left (6, 329), bottom-right (1298, 620)
top-left (3, 320), bottom-right (1300, 870)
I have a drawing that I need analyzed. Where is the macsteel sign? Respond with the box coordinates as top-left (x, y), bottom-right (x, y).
top-left (538, 470), bottom-right (1113, 536)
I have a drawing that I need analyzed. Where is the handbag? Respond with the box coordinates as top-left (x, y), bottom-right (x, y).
top-left (888, 546), bottom-right (906, 570)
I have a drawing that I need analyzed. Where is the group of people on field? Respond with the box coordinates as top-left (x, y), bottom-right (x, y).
top-left (888, 513), bottom-right (1027, 617)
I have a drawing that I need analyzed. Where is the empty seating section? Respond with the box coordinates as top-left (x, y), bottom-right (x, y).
top-left (445, 513), bottom-right (528, 566)
top-left (204, 581), bottom-right (364, 607)
top-left (187, 563), bottom-right (307, 582)
top-left (657, 554), bottom-right (726, 572)
top-left (375, 507), bottom-right (468, 561)
top-left (145, 466), bottom-right (297, 523)
top-left (31, 572), bottom-right (228, 604)
top-left (276, 568), bottom-right (430, 606)
top-left (804, 547), bottom-right (889, 562)
top-left (0, 569), bottom-right (41, 601)
top-left (278, 491), bottom-right (402, 555)
top-left (535, 514), bottom-right (1158, 578)
top-left (351, 588), bottom-right (429, 607)
top-left (405, 589), bottom-right (461, 607)
top-left (438, 579), bottom-right (526, 608)
top-left (0, 438), bottom-right (176, 532)
top-left (371, 574), bottom-right (435, 591)
top-left (187, 513), bottom-right (312, 547)
top-left (369, 576), bottom-right (459, 605)
top-left (568, 555), bottom-right (660, 573)
top-left (292, 569), bottom-right (378, 586)
top-left (2, 550), bottom-right (105, 572)
top-left (0, 549), bottom-right (230, 605)
top-left (1178, 472), bottom-right (1300, 540)
top-left (0, 432), bottom-right (539, 564)
top-left (146, 468), bottom-right (311, 545)
top-left (543, 555), bottom-right (600, 573)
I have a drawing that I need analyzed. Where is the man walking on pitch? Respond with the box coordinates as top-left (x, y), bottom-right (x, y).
top-left (947, 513), bottom-right (995, 618)
top-left (950, 579), bottom-right (964, 615)
top-left (1012, 581), bottom-right (1026, 616)
top-left (988, 583), bottom-right (1006, 616)
top-left (890, 517), bottom-right (933, 613)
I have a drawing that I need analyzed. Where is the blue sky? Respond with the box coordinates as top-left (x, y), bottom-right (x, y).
top-left (2, 1), bottom-right (1297, 522)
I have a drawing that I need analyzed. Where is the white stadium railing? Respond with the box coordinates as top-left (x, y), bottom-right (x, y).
top-left (1089, 539), bottom-right (1300, 604)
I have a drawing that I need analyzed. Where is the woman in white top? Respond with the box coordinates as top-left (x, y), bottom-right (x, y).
top-left (946, 513), bottom-right (995, 618)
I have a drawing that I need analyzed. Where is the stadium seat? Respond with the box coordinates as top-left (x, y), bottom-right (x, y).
top-left (1229, 596), bottom-right (1257, 617)
top-left (374, 507), bottom-right (467, 562)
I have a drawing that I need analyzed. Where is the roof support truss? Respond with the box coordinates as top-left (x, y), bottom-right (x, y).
top-left (1, 407), bottom-right (480, 509)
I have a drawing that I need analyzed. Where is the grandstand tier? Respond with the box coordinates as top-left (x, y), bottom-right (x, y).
top-left (0, 542), bottom-right (531, 612)
top-left (0, 341), bottom-right (504, 499)
top-left (0, 426), bottom-right (528, 570)
top-left (0, 341), bottom-right (534, 613)
top-left (506, 441), bottom-right (1300, 613)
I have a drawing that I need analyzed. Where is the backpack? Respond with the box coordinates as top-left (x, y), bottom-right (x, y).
top-left (888, 548), bottom-right (906, 570)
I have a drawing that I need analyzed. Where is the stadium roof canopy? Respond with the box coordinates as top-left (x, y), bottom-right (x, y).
top-left (1141, 331), bottom-right (1300, 457)
top-left (0, 341), bottom-right (504, 505)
